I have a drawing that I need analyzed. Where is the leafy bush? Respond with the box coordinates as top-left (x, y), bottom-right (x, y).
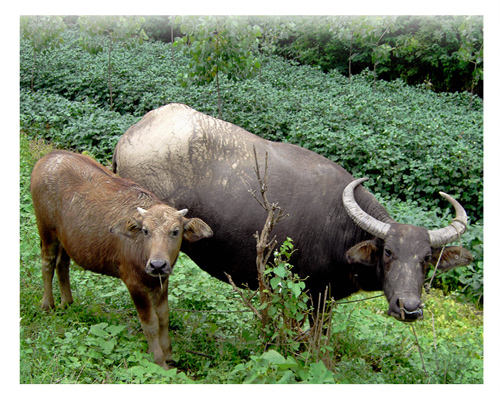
top-left (20, 88), bottom-right (139, 163)
top-left (273, 16), bottom-right (483, 97)
top-left (20, 28), bottom-right (483, 222)
top-left (228, 350), bottom-right (335, 384)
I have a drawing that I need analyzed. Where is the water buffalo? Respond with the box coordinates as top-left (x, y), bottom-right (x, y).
top-left (112, 103), bottom-right (472, 322)
top-left (30, 150), bottom-right (213, 369)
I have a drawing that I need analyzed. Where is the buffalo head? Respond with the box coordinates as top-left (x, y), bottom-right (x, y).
top-left (343, 178), bottom-right (473, 322)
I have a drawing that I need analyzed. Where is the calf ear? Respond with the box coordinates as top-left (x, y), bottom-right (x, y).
top-left (182, 218), bottom-right (213, 243)
top-left (346, 240), bottom-right (381, 266)
top-left (110, 217), bottom-right (142, 238)
top-left (431, 246), bottom-right (473, 271)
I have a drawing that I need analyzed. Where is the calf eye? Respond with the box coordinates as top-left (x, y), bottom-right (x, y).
top-left (384, 249), bottom-right (393, 259)
top-left (172, 227), bottom-right (180, 237)
top-left (142, 227), bottom-right (149, 236)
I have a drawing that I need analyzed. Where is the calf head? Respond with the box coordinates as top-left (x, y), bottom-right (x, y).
top-left (111, 205), bottom-right (213, 277)
top-left (343, 178), bottom-right (473, 322)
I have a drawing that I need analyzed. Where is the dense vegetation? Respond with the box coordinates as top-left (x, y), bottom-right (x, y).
top-left (272, 16), bottom-right (483, 97)
top-left (20, 27), bottom-right (483, 221)
top-left (19, 18), bottom-right (483, 384)
top-left (142, 15), bottom-right (483, 97)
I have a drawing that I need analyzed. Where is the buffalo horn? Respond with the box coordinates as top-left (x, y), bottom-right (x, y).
top-left (342, 178), bottom-right (391, 240)
top-left (428, 192), bottom-right (468, 247)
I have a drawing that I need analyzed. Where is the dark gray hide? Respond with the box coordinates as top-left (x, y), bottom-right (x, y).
top-left (113, 103), bottom-right (473, 321)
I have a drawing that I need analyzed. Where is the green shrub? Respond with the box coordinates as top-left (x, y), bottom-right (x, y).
top-left (20, 88), bottom-right (140, 163)
top-left (20, 29), bottom-right (483, 222)
top-left (273, 16), bottom-right (483, 96)
top-left (228, 350), bottom-right (335, 384)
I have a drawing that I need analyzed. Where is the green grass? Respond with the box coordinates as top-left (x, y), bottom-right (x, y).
top-left (19, 132), bottom-right (482, 384)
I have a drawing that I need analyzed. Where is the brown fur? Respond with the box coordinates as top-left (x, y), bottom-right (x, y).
top-left (30, 150), bottom-right (212, 369)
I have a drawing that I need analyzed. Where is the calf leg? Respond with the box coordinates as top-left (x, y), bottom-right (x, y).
top-left (154, 289), bottom-right (172, 363)
top-left (126, 283), bottom-right (170, 370)
top-left (40, 240), bottom-right (59, 311)
top-left (56, 246), bottom-right (73, 308)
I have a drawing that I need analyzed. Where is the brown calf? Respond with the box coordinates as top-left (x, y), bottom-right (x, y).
top-left (30, 150), bottom-right (213, 369)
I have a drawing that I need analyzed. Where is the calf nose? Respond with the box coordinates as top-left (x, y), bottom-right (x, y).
top-left (147, 259), bottom-right (172, 276)
top-left (150, 259), bottom-right (167, 270)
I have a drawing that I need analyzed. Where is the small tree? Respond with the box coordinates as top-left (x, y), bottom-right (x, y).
top-left (456, 16), bottom-right (483, 111)
top-left (332, 16), bottom-right (396, 90)
top-left (78, 16), bottom-right (148, 110)
top-left (20, 15), bottom-right (66, 92)
top-left (175, 16), bottom-right (261, 118)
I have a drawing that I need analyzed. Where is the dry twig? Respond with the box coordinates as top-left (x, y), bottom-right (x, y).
top-left (224, 272), bottom-right (262, 321)
top-left (248, 146), bottom-right (288, 327)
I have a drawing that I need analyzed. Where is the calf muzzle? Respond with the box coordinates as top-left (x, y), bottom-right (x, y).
top-left (146, 259), bottom-right (172, 277)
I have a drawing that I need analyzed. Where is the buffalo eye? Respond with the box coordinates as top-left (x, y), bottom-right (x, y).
top-left (142, 227), bottom-right (149, 236)
top-left (423, 254), bottom-right (432, 264)
top-left (384, 248), bottom-right (393, 259)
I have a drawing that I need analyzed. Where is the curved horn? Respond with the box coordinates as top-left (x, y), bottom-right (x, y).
top-left (342, 178), bottom-right (391, 239)
top-left (428, 192), bottom-right (468, 247)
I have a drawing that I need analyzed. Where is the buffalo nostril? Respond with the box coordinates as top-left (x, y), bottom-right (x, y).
top-left (398, 297), bottom-right (421, 312)
top-left (396, 297), bottom-right (423, 321)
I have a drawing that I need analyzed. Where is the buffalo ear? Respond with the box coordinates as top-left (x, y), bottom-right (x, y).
top-left (182, 218), bottom-right (213, 243)
top-left (431, 246), bottom-right (473, 271)
top-left (346, 240), bottom-right (381, 266)
top-left (110, 217), bottom-right (143, 238)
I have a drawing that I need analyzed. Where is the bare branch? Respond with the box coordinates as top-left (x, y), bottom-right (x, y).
top-left (250, 146), bottom-right (291, 327)
top-left (224, 272), bottom-right (262, 321)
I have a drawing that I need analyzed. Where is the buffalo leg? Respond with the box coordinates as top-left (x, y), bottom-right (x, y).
top-left (55, 246), bottom-right (73, 308)
top-left (126, 283), bottom-right (169, 370)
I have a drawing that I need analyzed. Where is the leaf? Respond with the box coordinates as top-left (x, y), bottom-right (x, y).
top-left (89, 323), bottom-right (109, 338)
top-left (274, 264), bottom-right (287, 278)
top-left (270, 276), bottom-right (282, 290)
top-left (106, 324), bottom-right (126, 337)
top-left (261, 350), bottom-right (286, 364)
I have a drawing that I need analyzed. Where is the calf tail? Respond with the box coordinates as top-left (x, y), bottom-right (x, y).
top-left (111, 147), bottom-right (118, 174)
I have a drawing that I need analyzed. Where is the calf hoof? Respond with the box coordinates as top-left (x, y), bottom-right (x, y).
top-left (160, 361), bottom-right (171, 371)
top-left (60, 299), bottom-right (74, 308)
top-left (41, 302), bottom-right (55, 312)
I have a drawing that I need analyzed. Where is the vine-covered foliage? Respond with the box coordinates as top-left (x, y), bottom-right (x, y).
top-left (140, 16), bottom-right (483, 97)
top-left (265, 16), bottom-right (483, 97)
top-left (20, 28), bottom-right (483, 223)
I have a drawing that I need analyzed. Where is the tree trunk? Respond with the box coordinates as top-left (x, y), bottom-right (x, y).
top-left (171, 16), bottom-right (175, 63)
top-left (30, 50), bottom-right (37, 92)
top-left (349, 33), bottom-right (353, 84)
top-left (108, 35), bottom-right (114, 111)
top-left (216, 68), bottom-right (221, 119)
top-left (468, 62), bottom-right (477, 112)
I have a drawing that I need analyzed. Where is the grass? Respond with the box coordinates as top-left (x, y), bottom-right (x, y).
top-left (19, 132), bottom-right (483, 384)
